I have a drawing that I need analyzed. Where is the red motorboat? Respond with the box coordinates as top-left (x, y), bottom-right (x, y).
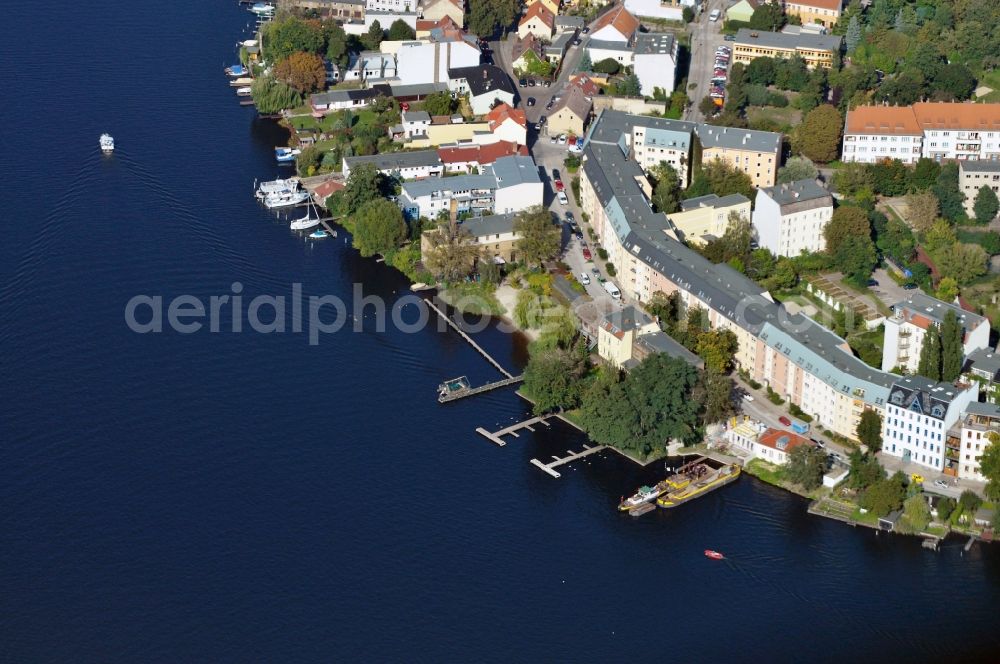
top-left (704, 550), bottom-right (724, 560)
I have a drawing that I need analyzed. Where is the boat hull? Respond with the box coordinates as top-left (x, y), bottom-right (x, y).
top-left (657, 465), bottom-right (741, 509)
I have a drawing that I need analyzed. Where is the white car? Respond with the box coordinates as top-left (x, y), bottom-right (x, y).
top-left (742, 394), bottom-right (755, 403)
top-left (580, 272), bottom-right (591, 285)
top-left (558, 134), bottom-right (567, 145)
top-left (557, 191), bottom-right (568, 205)
top-left (709, 9), bottom-right (721, 21)
top-left (933, 479), bottom-right (949, 489)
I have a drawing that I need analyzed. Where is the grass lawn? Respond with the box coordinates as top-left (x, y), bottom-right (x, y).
top-left (439, 281), bottom-right (505, 316)
top-left (848, 326), bottom-right (885, 369)
top-left (747, 105), bottom-right (801, 132)
top-left (745, 458), bottom-right (785, 487)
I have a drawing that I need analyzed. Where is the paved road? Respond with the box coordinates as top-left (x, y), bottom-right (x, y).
top-left (684, 0), bottom-right (726, 122)
top-left (869, 267), bottom-right (914, 309)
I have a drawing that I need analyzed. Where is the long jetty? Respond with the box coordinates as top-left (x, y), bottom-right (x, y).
top-left (530, 444), bottom-right (607, 478)
top-left (426, 298), bottom-right (513, 378)
top-left (440, 375), bottom-right (524, 403)
top-left (476, 416), bottom-right (551, 446)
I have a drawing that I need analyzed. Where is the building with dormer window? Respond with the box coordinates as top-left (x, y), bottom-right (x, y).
top-left (882, 376), bottom-right (977, 473)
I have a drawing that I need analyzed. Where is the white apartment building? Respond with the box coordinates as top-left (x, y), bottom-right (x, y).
top-left (752, 179), bottom-right (834, 257)
top-left (632, 33), bottom-right (678, 97)
top-left (958, 160), bottom-right (1000, 217)
top-left (882, 376), bottom-right (978, 473)
top-left (881, 292), bottom-right (990, 374)
top-left (956, 402), bottom-right (1000, 481)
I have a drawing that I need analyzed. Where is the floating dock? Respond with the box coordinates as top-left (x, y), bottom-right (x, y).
top-left (629, 503), bottom-right (657, 517)
top-left (476, 416), bottom-right (552, 446)
top-left (440, 375), bottom-right (524, 403)
top-left (530, 444), bottom-right (606, 478)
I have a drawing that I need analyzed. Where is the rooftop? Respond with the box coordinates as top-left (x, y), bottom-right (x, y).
top-left (633, 32), bottom-right (676, 57)
top-left (893, 292), bottom-right (986, 330)
top-left (758, 428), bottom-right (814, 453)
top-left (602, 305), bottom-right (652, 337)
top-left (635, 330), bottom-right (704, 368)
top-left (344, 149), bottom-right (442, 173)
top-left (487, 155), bottom-right (541, 188)
top-left (591, 3), bottom-right (640, 40)
top-left (734, 28), bottom-right (842, 52)
top-left (552, 85), bottom-right (593, 121)
top-left (966, 347), bottom-right (1000, 379)
top-left (401, 173), bottom-right (496, 198)
top-left (959, 160), bottom-right (1000, 173)
top-left (913, 102), bottom-right (1000, 131)
top-left (586, 38), bottom-right (633, 53)
top-left (845, 106), bottom-right (922, 136)
top-left (448, 64), bottom-right (516, 98)
top-left (888, 375), bottom-right (968, 417)
top-left (462, 212), bottom-right (516, 238)
top-left (679, 193), bottom-right (751, 211)
top-left (487, 102), bottom-right (527, 130)
top-left (519, 1), bottom-right (556, 29)
top-left (759, 179), bottom-right (833, 207)
top-left (403, 110), bottom-right (431, 123)
top-left (437, 140), bottom-right (527, 165)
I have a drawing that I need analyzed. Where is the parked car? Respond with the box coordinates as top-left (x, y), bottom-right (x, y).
top-left (582, 246), bottom-right (592, 260)
top-left (573, 38), bottom-right (582, 46)
top-left (538, 115), bottom-right (546, 125)
top-left (519, 78), bottom-right (527, 87)
top-left (528, 79), bottom-right (537, 87)
top-left (867, 279), bottom-right (879, 287)
top-left (709, 8), bottom-right (720, 21)
top-left (933, 479), bottom-right (949, 489)
top-left (903, 282), bottom-right (918, 290)
top-left (779, 416), bottom-right (792, 427)
top-left (911, 474), bottom-right (924, 484)
top-left (550, 133), bottom-right (558, 143)
top-left (526, 97), bottom-right (536, 107)
top-left (554, 179), bottom-right (565, 192)
top-left (543, 79), bottom-right (551, 87)
top-left (591, 266), bottom-right (600, 274)
top-left (558, 134), bottom-right (567, 144)
top-left (724, 34), bottom-right (736, 41)
top-left (557, 191), bottom-right (569, 205)
top-left (534, 120), bottom-right (543, 130)
top-left (582, 26), bottom-right (590, 34)
top-left (742, 394), bottom-right (755, 403)
top-left (580, 272), bottom-right (591, 285)
top-left (565, 211), bottom-right (574, 223)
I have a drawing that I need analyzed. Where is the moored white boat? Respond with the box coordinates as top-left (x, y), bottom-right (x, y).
top-left (248, 3), bottom-right (275, 16)
top-left (290, 201), bottom-right (321, 230)
top-left (264, 190), bottom-right (309, 209)
top-left (308, 229), bottom-right (329, 239)
top-left (275, 147), bottom-right (300, 164)
top-left (99, 133), bottom-right (115, 154)
top-left (236, 87), bottom-right (252, 97)
top-left (256, 177), bottom-right (299, 199)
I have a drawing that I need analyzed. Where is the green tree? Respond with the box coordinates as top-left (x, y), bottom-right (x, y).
top-left (860, 471), bottom-right (907, 517)
top-left (923, 219), bottom-right (957, 255)
top-left (901, 494), bottom-right (931, 533)
top-left (388, 18), bottom-right (415, 40)
top-left (746, 57), bottom-right (777, 86)
top-left (911, 158), bottom-right (941, 191)
top-left (701, 369), bottom-right (734, 425)
top-left (916, 325), bottom-right (942, 381)
top-left (936, 496), bottom-right (956, 522)
top-left (648, 290), bottom-right (682, 332)
top-left (832, 162), bottom-right (875, 199)
top-left (696, 329), bottom-right (739, 374)
top-left (514, 206), bottom-right (560, 268)
top-left (273, 52), bottom-right (327, 94)
top-left (651, 162), bottom-right (682, 213)
top-left (856, 409), bottom-right (883, 453)
top-left (341, 163), bottom-right (386, 215)
top-left (939, 310), bottom-right (964, 382)
top-left (824, 205), bottom-right (871, 255)
top-left (579, 354), bottom-right (701, 459)
top-left (249, 75), bottom-right (303, 114)
top-left (523, 347), bottom-right (586, 414)
top-left (785, 444), bottom-right (828, 491)
top-left (466, 0), bottom-right (517, 38)
top-left (295, 146), bottom-right (323, 177)
top-left (935, 243), bottom-right (988, 285)
top-left (421, 220), bottom-right (481, 282)
top-left (577, 50), bottom-right (593, 73)
top-left (352, 199), bottom-right (406, 257)
top-left (936, 276), bottom-right (959, 303)
top-left (934, 63), bottom-right (976, 101)
top-left (933, 163), bottom-right (966, 221)
top-left (748, 1), bottom-right (786, 31)
top-left (848, 450), bottom-right (885, 490)
top-left (615, 73), bottom-right (642, 97)
top-left (421, 91), bottom-right (455, 116)
top-left (262, 16), bottom-right (325, 61)
top-left (363, 20), bottom-right (384, 50)
top-left (795, 105), bottom-right (843, 163)
top-left (869, 159), bottom-right (912, 196)
top-left (592, 58), bottom-right (621, 75)
top-left (834, 235), bottom-right (877, 285)
top-left (905, 191), bottom-right (940, 233)
top-left (325, 22), bottom-right (349, 67)
top-left (686, 159), bottom-right (756, 200)
top-left (699, 96), bottom-right (719, 117)
top-left (777, 156), bottom-right (818, 184)
top-left (980, 433), bottom-right (1000, 502)
top-left (845, 15), bottom-right (862, 52)
top-left (958, 489), bottom-right (982, 515)
top-left (974, 186), bottom-right (999, 224)
top-left (700, 212), bottom-right (753, 265)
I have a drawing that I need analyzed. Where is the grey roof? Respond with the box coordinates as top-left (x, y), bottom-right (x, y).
top-left (555, 15), bottom-right (585, 29)
top-left (603, 305), bottom-right (651, 333)
top-left (759, 179), bottom-right (832, 209)
top-left (448, 65), bottom-right (516, 98)
top-left (966, 401), bottom-right (1000, 418)
top-left (388, 82), bottom-right (449, 98)
top-left (634, 32), bottom-right (675, 56)
top-left (966, 347), bottom-right (1000, 379)
top-left (636, 330), bottom-right (704, 368)
top-left (344, 149), bottom-right (441, 172)
top-left (892, 292), bottom-right (986, 329)
top-left (679, 193), bottom-right (750, 211)
top-left (694, 123), bottom-right (782, 153)
top-left (586, 38), bottom-right (633, 53)
top-left (734, 28), bottom-right (843, 52)
top-left (401, 173), bottom-right (496, 198)
top-left (403, 110), bottom-right (431, 123)
top-left (546, 32), bottom-right (573, 54)
top-left (487, 155), bottom-right (541, 188)
top-left (959, 160), bottom-right (1000, 173)
top-left (462, 212), bottom-right (516, 237)
top-left (310, 88), bottom-right (382, 105)
top-left (553, 85), bottom-right (593, 120)
top-left (888, 375), bottom-right (966, 418)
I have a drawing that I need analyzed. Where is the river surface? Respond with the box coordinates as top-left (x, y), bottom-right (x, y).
top-left (1, 2), bottom-right (999, 661)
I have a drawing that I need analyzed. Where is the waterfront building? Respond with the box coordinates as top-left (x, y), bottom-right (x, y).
top-left (956, 402), bottom-right (1000, 481)
top-left (842, 103), bottom-right (1000, 164)
top-left (279, 0), bottom-right (365, 20)
top-left (447, 65), bottom-right (516, 116)
top-left (632, 33), bottom-right (679, 97)
top-left (342, 149), bottom-right (443, 180)
top-left (726, 423), bottom-right (816, 466)
top-left (752, 179), bottom-right (834, 257)
top-left (393, 30), bottom-right (481, 87)
top-left (341, 51), bottom-right (398, 84)
top-left (517, 2), bottom-right (556, 41)
top-left (666, 194), bottom-right (751, 247)
top-left (783, 0), bottom-right (843, 28)
top-left (882, 376), bottom-right (978, 473)
top-left (732, 29), bottom-right (842, 69)
top-left (881, 292), bottom-right (990, 374)
top-left (309, 87), bottom-right (385, 112)
top-left (420, 212), bottom-right (522, 266)
top-left (437, 141), bottom-right (528, 174)
top-left (958, 160), bottom-right (1000, 217)
top-left (597, 306), bottom-right (702, 369)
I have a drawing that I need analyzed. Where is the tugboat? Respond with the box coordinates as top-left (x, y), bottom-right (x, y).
top-left (618, 482), bottom-right (669, 511)
top-left (99, 134), bottom-right (115, 154)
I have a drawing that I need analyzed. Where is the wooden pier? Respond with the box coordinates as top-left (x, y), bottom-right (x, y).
top-left (426, 298), bottom-right (513, 378)
top-left (476, 416), bottom-right (551, 446)
top-left (629, 503), bottom-right (657, 517)
top-left (440, 375), bottom-right (524, 403)
top-left (530, 444), bottom-right (607, 478)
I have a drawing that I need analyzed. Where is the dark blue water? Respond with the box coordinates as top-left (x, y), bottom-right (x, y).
top-left (1, 2), bottom-right (999, 661)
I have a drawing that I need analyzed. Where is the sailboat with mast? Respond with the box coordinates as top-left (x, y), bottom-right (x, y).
top-left (290, 199), bottom-right (321, 231)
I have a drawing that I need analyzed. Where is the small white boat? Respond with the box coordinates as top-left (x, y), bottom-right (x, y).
top-left (248, 3), bottom-right (275, 15)
top-left (256, 177), bottom-right (299, 199)
top-left (264, 190), bottom-right (309, 209)
top-left (99, 133), bottom-right (114, 154)
top-left (291, 201), bottom-right (321, 230)
top-left (236, 87), bottom-right (252, 97)
top-left (308, 230), bottom-right (330, 239)
top-left (275, 147), bottom-right (301, 164)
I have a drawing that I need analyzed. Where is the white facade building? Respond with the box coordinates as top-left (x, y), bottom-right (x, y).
top-left (393, 36), bottom-right (480, 86)
top-left (632, 33), bottom-right (678, 97)
top-left (490, 155), bottom-right (544, 215)
top-left (448, 65), bottom-right (516, 116)
top-left (623, 0), bottom-right (689, 21)
top-left (882, 376), bottom-right (978, 473)
top-left (752, 179), bottom-right (833, 257)
top-left (726, 421), bottom-right (817, 466)
top-left (880, 292), bottom-right (991, 374)
top-left (957, 402), bottom-right (1000, 481)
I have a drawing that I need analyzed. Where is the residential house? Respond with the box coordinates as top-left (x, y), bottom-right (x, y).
top-left (957, 402), bottom-right (1000, 481)
top-left (310, 87), bottom-right (385, 112)
top-left (548, 85), bottom-right (593, 137)
top-left (726, 0), bottom-right (759, 23)
top-left (597, 306), bottom-right (703, 369)
top-left (624, 0), bottom-right (690, 21)
top-left (401, 110), bottom-right (431, 139)
top-left (567, 73), bottom-right (600, 97)
top-left (517, 2), bottom-right (556, 41)
top-left (415, 14), bottom-right (460, 38)
top-left (633, 32), bottom-right (679, 97)
top-left (486, 103), bottom-right (528, 145)
top-left (545, 33), bottom-right (574, 64)
top-left (437, 141), bottom-right (528, 173)
top-left (365, 0), bottom-right (413, 11)
top-left (419, 0), bottom-right (465, 28)
top-left (393, 28), bottom-right (481, 86)
top-left (881, 292), bottom-right (990, 374)
top-left (666, 194), bottom-right (751, 246)
top-left (448, 65), bottom-right (517, 115)
top-left (311, 178), bottom-right (346, 207)
top-left (342, 51), bottom-right (397, 84)
top-left (512, 33), bottom-right (545, 72)
top-left (342, 149), bottom-right (443, 180)
top-left (965, 347), bottom-right (1000, 403)
top-left (346, 8), bottom-right (418, 35)
top-left (534, 0), bottom-right (560, 14)
top-left (490, 155), bottom-right (545, 214)
top-left (841, 105), bottom-right (924, 165)
top-left (783, 0), bottom-right (843, 28)
top-left (586, 39), bottom-right (635, 68)
top-left (463, 213), bottom-right (520, 264)
top-left (406, 118), bottom-right (495, 148)
top-left (959, 160), bottom-right (1000, 217)
top-left (554, 15), bottom-right (586, 34)
top-left (732, 28), bottom-right (842, 69)
top-left (882, 376), bottom-right (978, 474)
top-left (630, 118), bottom-right (693, 185)
top-left (280, 0), bottom-right (366, 20)
top-left (726, 423), bottom-right (817, 465)
top-left (752, 179), bottom-right (834, 257)
top-left (590, 4), bottom-right (641, 42)
top-left (695, 124), bottom-right (782, 187)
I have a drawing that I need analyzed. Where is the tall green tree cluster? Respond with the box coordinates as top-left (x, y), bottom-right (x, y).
top-left (915, 310), bottom-right (963, 382)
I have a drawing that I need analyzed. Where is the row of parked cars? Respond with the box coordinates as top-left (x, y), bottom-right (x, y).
top-left (709, 45), bottom-right (731, 105)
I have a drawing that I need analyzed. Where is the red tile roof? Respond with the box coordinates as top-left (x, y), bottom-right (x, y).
top-left (568, 73), bottom-right (600, 97)
top-left (788, 0), bottom-right (843, 10)
top-left (437, 140), bottom-right (528, 165)
top-left (519, 1), bottom-right (556, 29)
top-left (844, 106), bottom-right (922, 136)
top-left (757, 428), bottom-right (814, 453)
top-left (313, 180), bottom-right (345, 199)
top-left (591, 3), bottom-right (640, 39)
top-left (487, 103), bottom-right (527, 130)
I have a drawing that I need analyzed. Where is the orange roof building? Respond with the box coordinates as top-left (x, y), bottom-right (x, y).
top-left (517, 2), bottom-right (556, 40)
top-left (486, 103), bottom-right (527, 130)
top-left (783, 0), bottom-right (845, 29)
top-left (590, 3), bottom-right (640, 43)
top-left (437, 141), bottom-right (529, 171)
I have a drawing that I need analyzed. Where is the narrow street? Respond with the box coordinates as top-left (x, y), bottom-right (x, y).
top-left (684, 0), bottom-right (726, 121)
